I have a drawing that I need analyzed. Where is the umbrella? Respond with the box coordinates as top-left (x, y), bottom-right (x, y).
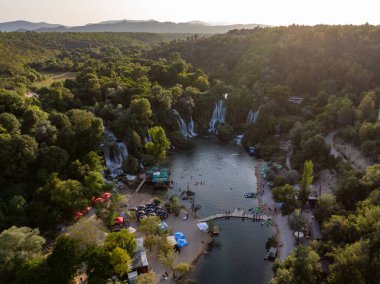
top-left (160, 222), bottom-right (169, 230)
top-left (167, 236), bottom-right (177, 246)
top-left (294, 231), bottom-right (304, 238)
top-left (174, 232), bottom-right (185, 240)
top-left (101, 192), bottom-right (112, 200)
top-left (177, 239), bottom-right (188, 248)
top-left (197, 222), bottom-right (209, 232)
top-left (127, 227), bottom-right (136, 234)
top-left (114, 217), bottom-right (123, 224)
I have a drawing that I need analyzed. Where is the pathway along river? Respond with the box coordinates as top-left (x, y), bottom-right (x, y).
top-left (164, 136), bottom-right (275, 284)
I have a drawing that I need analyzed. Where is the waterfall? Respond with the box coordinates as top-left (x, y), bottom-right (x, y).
top-left (144, 134), bottom-right (152, 144)
top-left (208, 100), bottom-right (226, 132)
top-left (235, 134), bottom-right (244, 145)
top-left (378, 102), bottom-right (380, 120)
top-left (173, 109), bottom-right (197, 138)
top-left (103, 130), bottom-right (129, 178)
top-left (247, 109), bottom-right (259, 124)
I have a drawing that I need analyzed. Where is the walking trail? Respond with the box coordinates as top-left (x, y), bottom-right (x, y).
top-left (255, 161), bottom-right (295, 260)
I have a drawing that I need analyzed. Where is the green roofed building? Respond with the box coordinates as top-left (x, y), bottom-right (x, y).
top-left (146, 167), bottom-right (170, 188)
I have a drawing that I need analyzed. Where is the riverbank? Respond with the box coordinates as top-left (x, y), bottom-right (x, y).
top-left (255, 161), bottom-right (295, 260)
top-left (126, 192), bottom-right (212, 283)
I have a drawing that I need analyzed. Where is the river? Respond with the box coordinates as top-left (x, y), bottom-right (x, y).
top-left (164, 136), bottom-right (275, 284)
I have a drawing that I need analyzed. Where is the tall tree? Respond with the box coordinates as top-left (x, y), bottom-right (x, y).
top-left (271, 245), bottom-right (322, 284)
top-left (145, 126), bottom-right (171, 162)
top-left (46, 235), bottom-right (82, 284)
top-left (299, 160), bottom-right (313, 210)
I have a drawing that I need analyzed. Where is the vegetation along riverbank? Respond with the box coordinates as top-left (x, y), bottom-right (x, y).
top-left (0, 25), bottom-right (380, 284)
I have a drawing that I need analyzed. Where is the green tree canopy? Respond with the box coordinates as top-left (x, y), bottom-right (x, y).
top-left (145, 126), bottom-right (170, 161)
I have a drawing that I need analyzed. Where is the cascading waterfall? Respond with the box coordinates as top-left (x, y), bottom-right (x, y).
top-left (208, 100), bottom-right (226, 132)
top-left (144, 134), bottom-right (152, 144)
top-left (247, 109), bottom-right (259, 124)
top-left (103, 130), bottom-right (129, 178)
top-left (173, 109), bottom-right (197, 138)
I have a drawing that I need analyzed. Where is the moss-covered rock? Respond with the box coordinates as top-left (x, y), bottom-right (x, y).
top-left (122, 155), bottom-right (140, 174)
top-left (218, 123), bottom-right (234, 141)
top-left (169, 131), bottom-right (193, 150)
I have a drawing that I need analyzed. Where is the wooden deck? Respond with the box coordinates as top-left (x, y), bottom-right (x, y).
top-left (135, 175), bottom-right (147, 193)
top-left (199, 208), bottom-right (270, 222)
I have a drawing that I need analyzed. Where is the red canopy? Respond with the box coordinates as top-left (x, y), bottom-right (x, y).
top-left (73, 211), bottom-right (83, 218)
top-left (115, 217), bottom-right (123, 224)
top-left (93, 197), bottom-right (105, 203)
top-left (101, 192), bottom-right (112, 200)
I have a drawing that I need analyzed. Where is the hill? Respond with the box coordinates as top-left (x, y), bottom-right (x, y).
top-left (0, 19), bottom-right (267, 34)
top-left (0, 20), bottom-right (62, 32)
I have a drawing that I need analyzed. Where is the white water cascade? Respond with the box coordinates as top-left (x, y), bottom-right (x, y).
top-left (103, 130), bottom-right (129, 178)
top-left (144, 134), bottom-right (152, 144)
top-left (173, 109), bottom-right (197, 138)
top-left (246, 109), bottom-right (259, 124)
top-left (208, 100), bottom-right (226, 132)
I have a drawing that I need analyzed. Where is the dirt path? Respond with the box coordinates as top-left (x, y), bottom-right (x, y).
top-left (325, 130), bottom-right (370, 171)
top-left (334, 138), bottom-right (371, 171)
top-left (255, 162), bottom-right (295, 259)
top-left (325, 130), bottom-right (340, 158)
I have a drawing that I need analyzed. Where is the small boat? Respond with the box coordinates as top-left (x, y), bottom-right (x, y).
top-left (244, 192), bottom-right (256, 198)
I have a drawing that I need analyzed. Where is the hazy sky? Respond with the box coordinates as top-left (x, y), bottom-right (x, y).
top-left (1, 0), bottom-right (378, 26)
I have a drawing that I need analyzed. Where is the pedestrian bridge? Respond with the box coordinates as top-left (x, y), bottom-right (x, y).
top-left (199, 208), bottom-right (270, 222)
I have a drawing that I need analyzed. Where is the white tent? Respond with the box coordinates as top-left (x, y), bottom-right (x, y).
top-left (127, 227), bottom-right (136, 234)
top-left (167, 235), bottom-right (177, 246)
top-left (197, 222), bottom-right (209, 232)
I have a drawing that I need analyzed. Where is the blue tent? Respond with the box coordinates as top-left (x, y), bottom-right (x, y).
top-left (177, 239), bottom-right (188, 248)
top-left (174, 232), bottom-right (185, 240)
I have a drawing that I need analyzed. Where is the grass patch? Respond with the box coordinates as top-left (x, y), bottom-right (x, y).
top-left (32, 72), bottom-right (76, 88)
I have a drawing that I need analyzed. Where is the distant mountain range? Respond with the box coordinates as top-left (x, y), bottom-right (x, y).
top-left (0, 19), bottom-right (268, 33)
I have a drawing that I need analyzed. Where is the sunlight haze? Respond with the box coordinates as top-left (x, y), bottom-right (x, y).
top-left (0, 0), bottom-right (378, 25)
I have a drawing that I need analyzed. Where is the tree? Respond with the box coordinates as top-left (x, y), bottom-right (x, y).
top-left (139, 216), bottom-right (161, 236)
top-left (85, 246), bottom-right (113, 282)
top-left (272, 184), bottom-right (299, 215)
top-left (193, 75), bottom-right (210, 91)
top-left (145, 126), bottom-right (170, 161)
top-left (327, 241), bottom-right (368, 284)
top-left (314, 194), bottom-right (342, 225)
top-left (357, 91), bottom-right (376, 122)
top-left (67, 218), bottom-right (107, 248)
top-left (67, 109), bottom-right (104, 157)
top-left (0, 134), bottom-right (38, 178)
top-left (104, 229), bottom-right (137, 256)
top-left (174, 262), bottom-right (191, 280)
top-left (322, 215), bottom-right (358, 244)
top-left (299, 160), bottom-right (313, 209)
top-left (109, 247), bottom-right (132, 277)
top-left (136, 271), bottom-right (157, 284)
top-left (288, 210), bottom-right (308, 238)
top-left (0, 226), bottom-right (45, 271)
top-left (159, 247), bottom-right (177, 274)
top-left (46, 235), bottom-right (82, 284)
top-left (22, 106), bottom-right (48, 134)
top-left (0, 113), bottom-right (20, 134)
top-left (130, 98), bottom-right (152, 121)
top-left (271, 245), bottom-right (322, 284)
top-left (0, 89), bottom-right (26, 116)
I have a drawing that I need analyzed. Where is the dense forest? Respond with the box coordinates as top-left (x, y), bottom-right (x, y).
top-left (0, 26), bottom-right (379, 283)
